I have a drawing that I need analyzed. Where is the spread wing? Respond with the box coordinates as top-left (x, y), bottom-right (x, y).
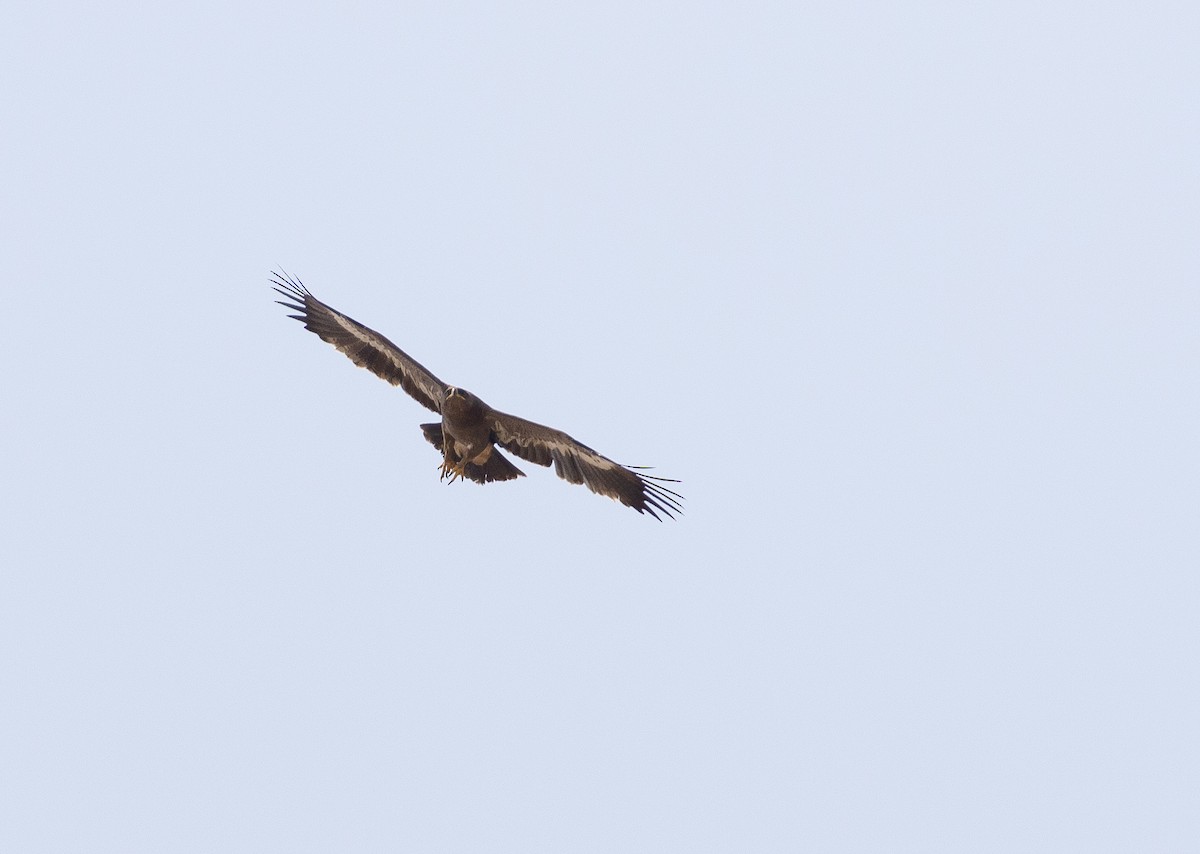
top-left (272, 270), bottom-right (448, 414)
top-left (489, 411), bottom-right (683, 520)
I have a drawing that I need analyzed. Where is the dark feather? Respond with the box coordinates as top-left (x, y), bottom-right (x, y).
top-left (489, 411), bottom-right (684, 520)
top-left (271, 270), bottom-right (447, 414)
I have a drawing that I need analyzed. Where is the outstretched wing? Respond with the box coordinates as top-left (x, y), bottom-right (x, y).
top-left (489, 411), bottom-right (683, 520)
top-left (272, 271), bottom-right (448, 414)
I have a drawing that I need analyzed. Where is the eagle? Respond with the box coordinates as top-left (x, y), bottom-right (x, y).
top-left (272, 271), bottom-right (683, 520)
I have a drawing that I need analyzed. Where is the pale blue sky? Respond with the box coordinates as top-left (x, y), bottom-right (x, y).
top-left (2, 1), bottom-right (1197, 851)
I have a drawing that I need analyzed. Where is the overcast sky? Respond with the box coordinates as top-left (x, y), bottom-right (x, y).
top-left (2, 1), bottom-right (1197, 851)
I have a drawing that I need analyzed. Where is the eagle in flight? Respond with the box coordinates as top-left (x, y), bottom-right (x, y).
top-left (272, 271), bottom-right (682, 520)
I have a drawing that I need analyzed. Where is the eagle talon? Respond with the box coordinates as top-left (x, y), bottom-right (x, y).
top-left (439, 459), bottom-right (465, 483)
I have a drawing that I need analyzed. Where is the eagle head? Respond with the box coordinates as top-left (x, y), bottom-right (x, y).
top-left (443, 386), bottom-right (482, 416)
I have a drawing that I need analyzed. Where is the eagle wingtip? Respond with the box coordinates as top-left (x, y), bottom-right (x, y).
top-left (633, 470), bottom-right (684, 520)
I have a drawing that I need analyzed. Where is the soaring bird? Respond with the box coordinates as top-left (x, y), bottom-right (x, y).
top-left (272, 271), bottom-right (682, 520)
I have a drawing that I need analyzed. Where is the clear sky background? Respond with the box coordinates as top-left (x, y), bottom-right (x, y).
top-left (2, 1), bottom-right (1197, 851)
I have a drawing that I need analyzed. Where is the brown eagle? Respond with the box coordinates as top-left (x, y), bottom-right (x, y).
top-left (272, 271), bottom-right (682, 520)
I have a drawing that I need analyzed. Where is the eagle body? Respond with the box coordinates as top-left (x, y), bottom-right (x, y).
top-left (272, 272), bottom-right (682, 519)
top-left (422, 387), bottom-right (525, 484)
top-left (440, 388), bottom-right (491, 465)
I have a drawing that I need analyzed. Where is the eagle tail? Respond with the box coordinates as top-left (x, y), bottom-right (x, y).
top-left (470, 452), bottom-right (525, 483)
top-left (419, 424), bottom-right (525, 484)
top-left (419, 422), bottom-right (445, 451)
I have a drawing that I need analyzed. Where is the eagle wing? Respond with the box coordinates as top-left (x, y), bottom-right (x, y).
top-left (488, 410), bottom-right (683, 520)
top-left (272, 270), bottom-right (448, 414)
